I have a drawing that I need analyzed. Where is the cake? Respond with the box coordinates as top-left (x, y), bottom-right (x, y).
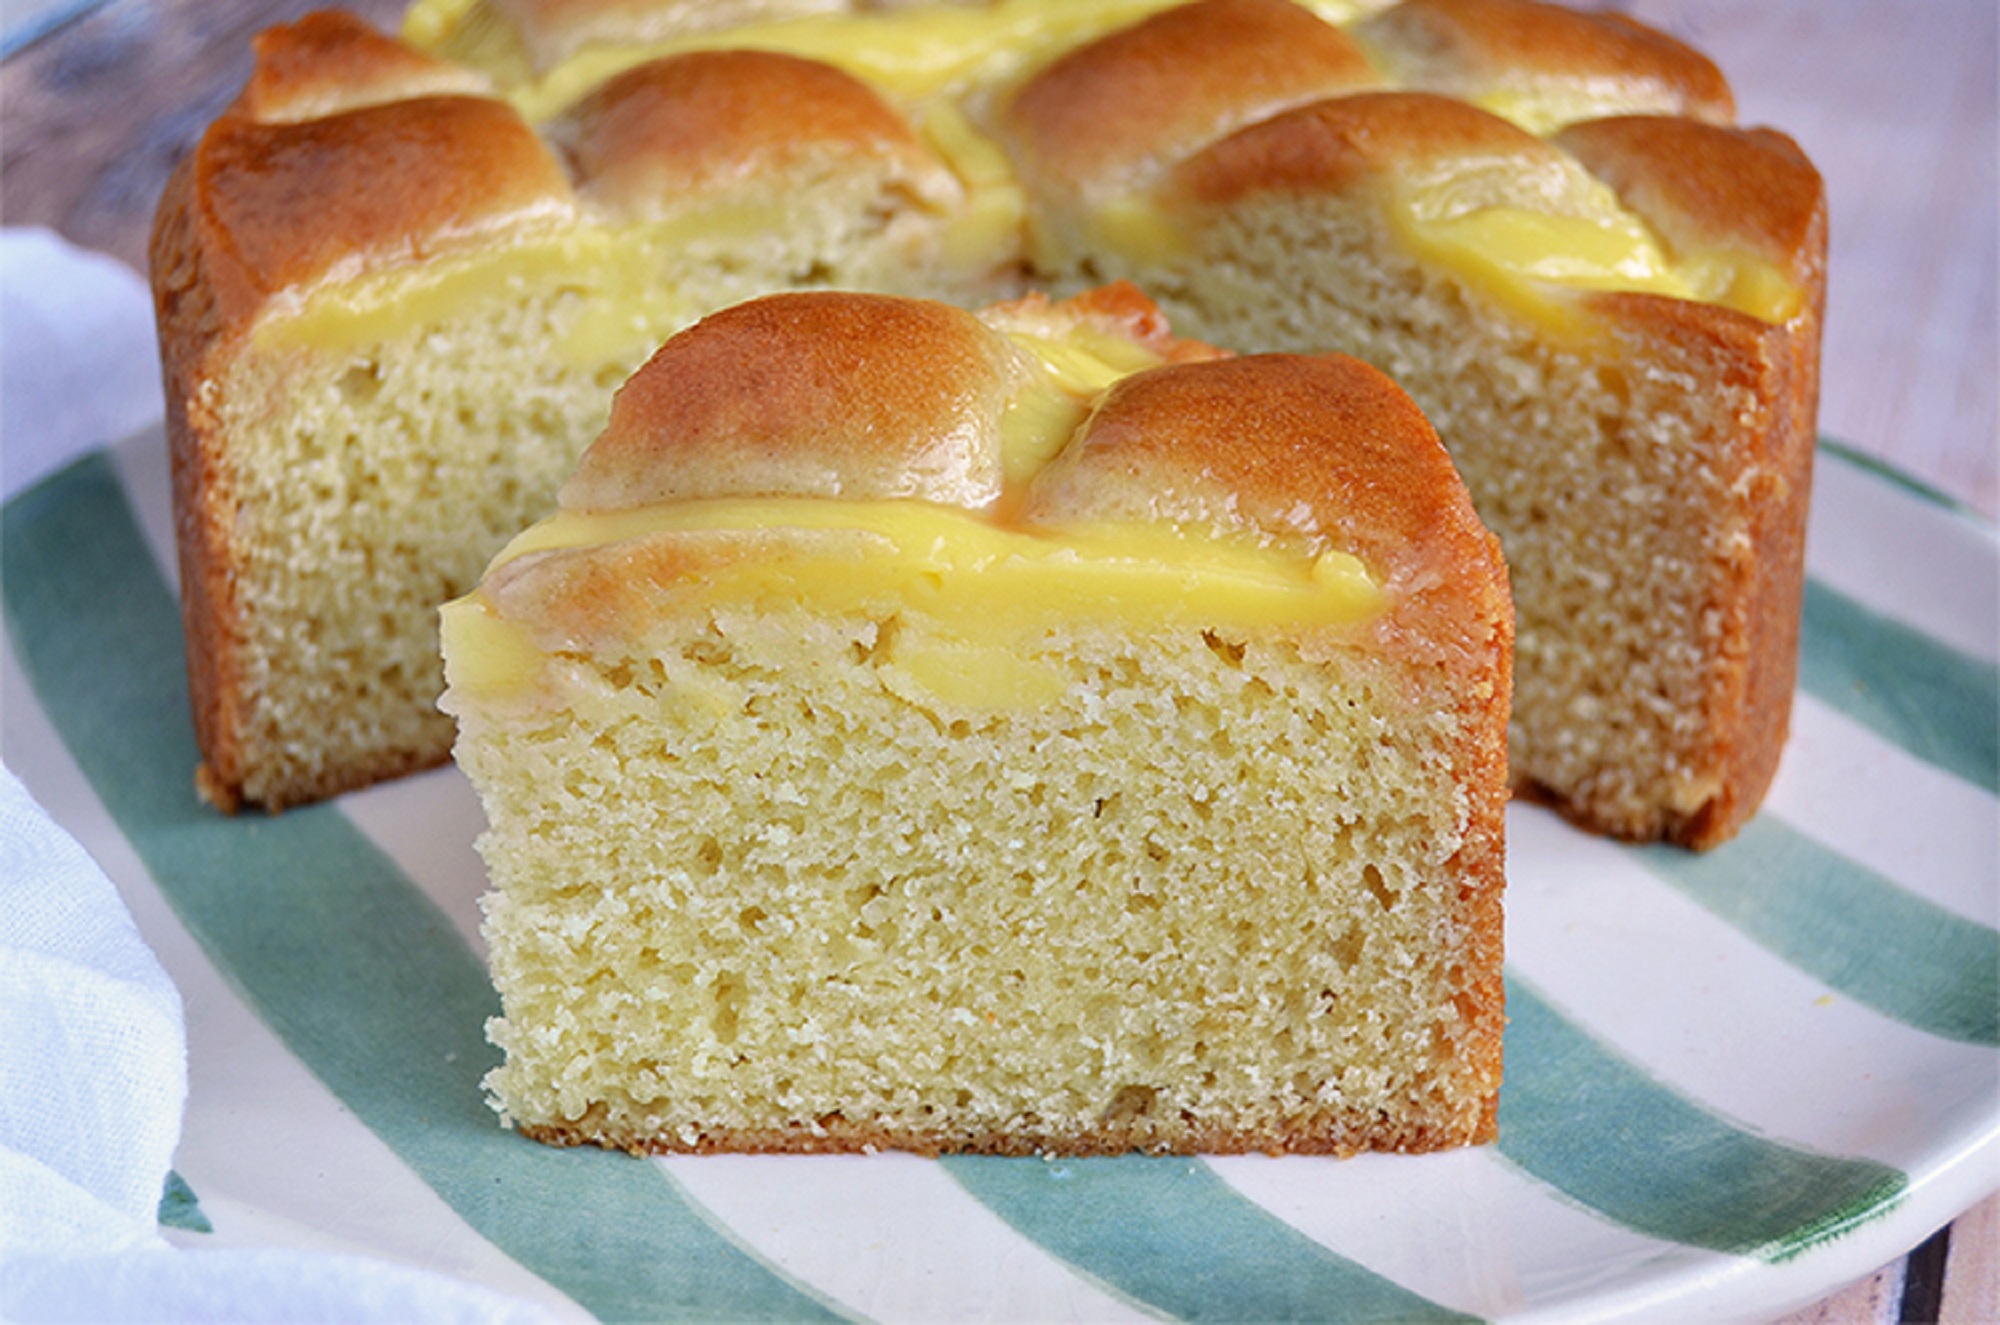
top-left (439, 284), bottom-right (1512, 1156)
top-left (153, 0), bottom-right (1823, 846)
top-left (151, 10), bottom-right (1011, 811)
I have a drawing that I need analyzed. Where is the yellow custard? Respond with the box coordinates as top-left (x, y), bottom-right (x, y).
top-left (250, 226), bottom-right (687, 366)
top-left (1390, 192), bottom-right (1801, 328)
top-left (443, 498), bottom-right (1382, 702)
top-left (251, 188), bottom-right (997, 365)
top-left (1470, 86), bottom-right (1654, 140)
top-left (920, 102), bottom-right (1028, 275)
top-left (995, 331), bottom-right (1136, 493)
top-left (401, 0), bottom-right (479, 49)
top-left (414, 0), bottom-right (1187, 122)
top-left (1032, 183), bottom-right (1796, 332)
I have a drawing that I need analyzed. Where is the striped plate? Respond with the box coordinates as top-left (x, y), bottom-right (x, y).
top-left (4, 432), bottom-right (1994, 1324)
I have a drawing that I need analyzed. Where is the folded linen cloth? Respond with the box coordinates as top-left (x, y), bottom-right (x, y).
top-left (0, 227), bottom-right (164, 500)
top-left (0, 759), bottom-right (562, 1325)
top-left (0, 763), bottom-right (185, 1252)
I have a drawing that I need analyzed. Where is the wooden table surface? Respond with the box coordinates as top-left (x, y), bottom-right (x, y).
top-left (3, 2), bottom-right (1994, 1320)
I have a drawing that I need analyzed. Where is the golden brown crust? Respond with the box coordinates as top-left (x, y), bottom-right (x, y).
top-left (1000, 0), bottom-right (1385, 199)
top-left (1555, 116), bottom-right (1825, 284)
top-left (1023, 354), bottom-right (1488, 586)
top-left (558, 285), bottom-right (1230, 517)
top-left (151, 153), bottom-right (247, 811)
top-left (561, 292), bottom-right (1030, 511)
top-left (153, 25), bottom-right (573, 811)
top-left (1169, 89), bottom-right (1574, 210)
top-left (1358, 0), bottom-right (1733, 124)
top-left (193, 96), bottom-right (572, 307)
top-left (244, 10), bottom-right (491, 124)
top-left (546, 49), bottom-right (946, 219)
top-left (1555, 122), bottom-right (1823, 848)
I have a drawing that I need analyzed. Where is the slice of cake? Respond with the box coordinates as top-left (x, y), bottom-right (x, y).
top-left (440, 285), bottom-right (1512, 1156)
top-left (996, 0), bottom-right (1825, 847)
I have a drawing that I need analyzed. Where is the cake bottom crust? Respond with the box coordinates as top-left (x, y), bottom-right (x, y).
top-left (518, 1100), bottom-right (1500, 1160)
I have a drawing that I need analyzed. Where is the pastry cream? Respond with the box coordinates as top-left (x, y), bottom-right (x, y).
top-left (1055, 178), bottom-right (1798, 329)
top-left (920, 102), bottom-right (1027, 275)
top-left (251, 188), bottom-right (984, 365)
top-left (1393, 197), bottom-right (1801, 325)
top-left (996, 332), bottom-right (1135, 493)
top-left (1470, 86), bottom-right (1651, 139)
top-left (402, 0), bottom-right (1388, 72)
top-left (443, 499), bottom-right (1382, 702)
top-left (251, 225), bottom-right (679, 364)
top-left (415, 0), bottom-right (1191, 122)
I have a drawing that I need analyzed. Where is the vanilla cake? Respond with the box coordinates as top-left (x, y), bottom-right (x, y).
top-left (439, 286), bottom-right (1512, 1155)
top-left (155, 0), bottom-right (1822, 846)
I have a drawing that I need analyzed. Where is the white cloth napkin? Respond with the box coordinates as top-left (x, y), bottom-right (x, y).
top-left (0, 227), bottom-right (164, 499)
top-left (0, 228), bottom-right (556, 1322)
top-left (0, 764), bottom-right (185, 1253)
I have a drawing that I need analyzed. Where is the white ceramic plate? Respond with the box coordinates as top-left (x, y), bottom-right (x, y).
top-left (4, 432), bottom-right (1995, 1324)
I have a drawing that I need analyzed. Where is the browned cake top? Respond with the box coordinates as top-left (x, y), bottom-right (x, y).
top-left (491, 286), bottom-right (1506, 677)
top-left (1355, 0), bottom-right (1733, 123)
top-left (1167, 88), bottom-right (1575, 208)
top-left (545, 48), bottom-right (949, 218)
top-left (564, 293), bottom-right (1032, 510)
top-left (189, 93), bottom-right (572, 307)
top-left (242, 9), bottom-right (492, 123)
top-left (1554, 115), bottom-right (1826, 288)
top-left (147, 0), bottom-right (1829, 508)
top-left (1025, 352), bottom-right (1479, 564)
top-left (999, 0), bottom-right (1385, 199)
top-left (159, 0), bottom-right (1820, 351)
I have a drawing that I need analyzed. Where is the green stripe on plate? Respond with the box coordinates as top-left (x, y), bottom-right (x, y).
top-left (1635, 820), bottom-right (1999, 1046)
top-left (1499, 977), bottom-right (1908, 1262)
top-left (2, 455), bottom-right (847, 1325)
top-left (943, 1154), bottom-right (1480, 1323)
top-left (157, 1170), bottom-right (213, 1234)
top-left (1800, 578), bottom-right (1999, 795)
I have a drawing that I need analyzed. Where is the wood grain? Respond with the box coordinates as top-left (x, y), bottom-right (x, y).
top-left (1941, 1194), bottom-right (2000, 1325)
top-left (1772, 1261), bottom-right (1904, 1325)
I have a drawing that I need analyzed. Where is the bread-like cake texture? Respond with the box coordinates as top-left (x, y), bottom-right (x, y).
top-left (156, 0), bottom-right (1823, 847)
top-left (440, 285), bottom-right (1512, 1156)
